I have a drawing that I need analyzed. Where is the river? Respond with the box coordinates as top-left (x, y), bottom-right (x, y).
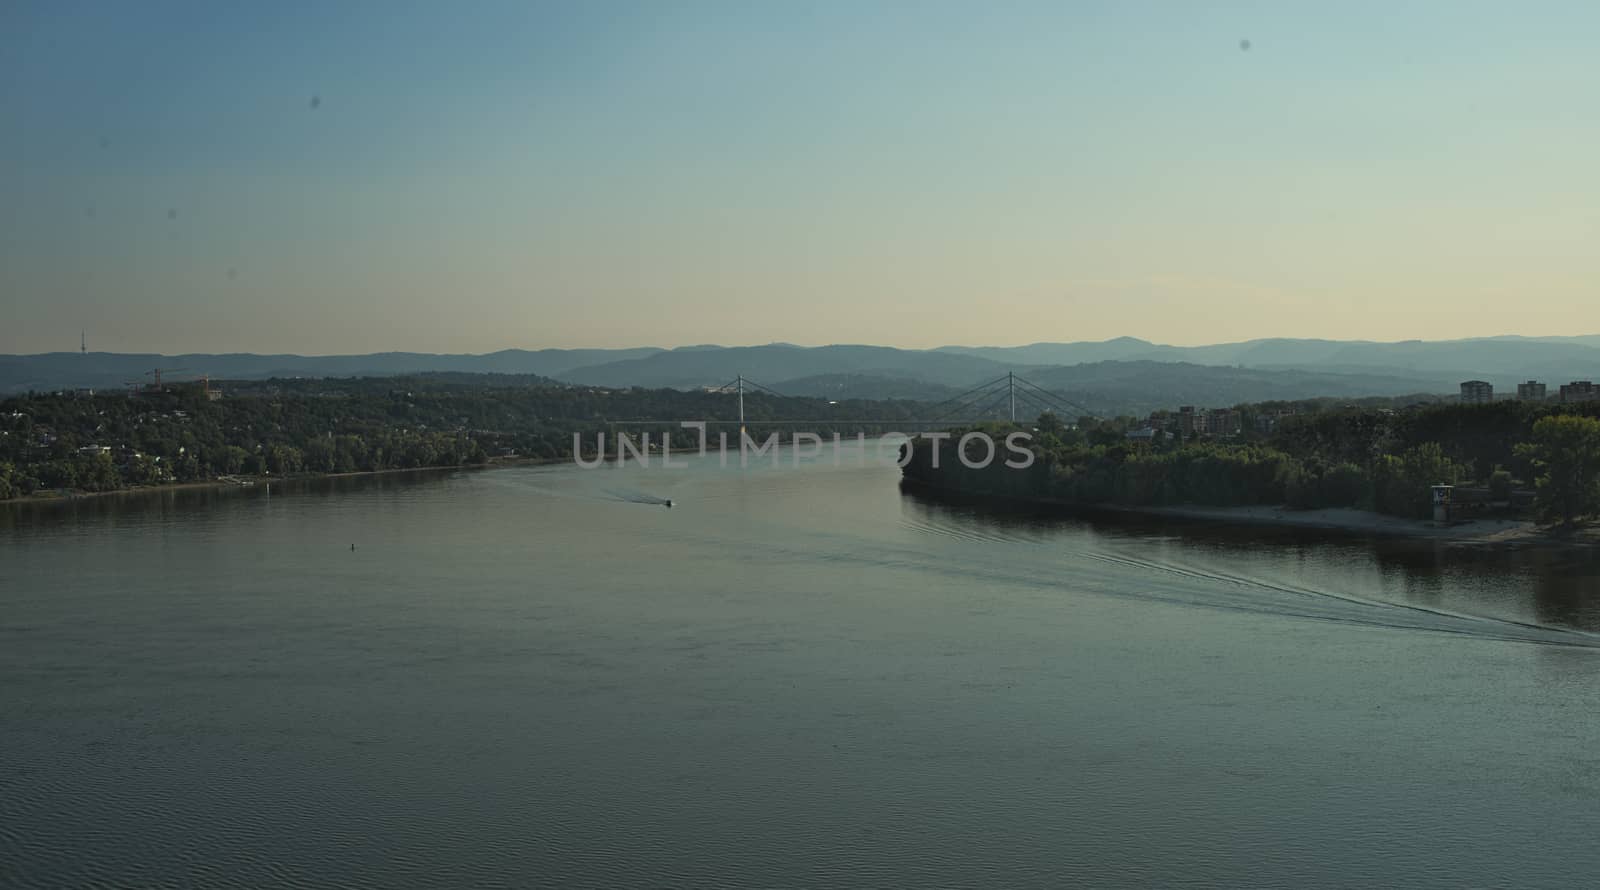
top-left (4, 445), bottom-right (1599, 887)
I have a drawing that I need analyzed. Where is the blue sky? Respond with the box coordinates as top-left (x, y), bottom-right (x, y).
top-left (4, 1), bottom-right (1597, 354)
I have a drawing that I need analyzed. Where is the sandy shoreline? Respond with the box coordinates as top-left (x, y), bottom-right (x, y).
top-left (1103, 503), bottom-right (1597, 548)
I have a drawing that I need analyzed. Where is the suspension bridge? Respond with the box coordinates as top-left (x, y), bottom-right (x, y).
top-left (610, 372), bottom-right (1098, 430)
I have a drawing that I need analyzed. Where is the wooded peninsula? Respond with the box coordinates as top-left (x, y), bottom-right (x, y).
top-left (903, 401), bottom-right (1600, 529)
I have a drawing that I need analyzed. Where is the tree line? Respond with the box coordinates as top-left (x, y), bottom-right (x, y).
top-left (0, 374), bottom-right (927, 499)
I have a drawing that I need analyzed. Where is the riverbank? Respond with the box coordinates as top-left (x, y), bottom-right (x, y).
top-left (1, 454), bottom-right (573, 505)
top-left (898, 476), bottom-right (1597, 550)
top-left (1107, 503), bottom-right (1597, 549)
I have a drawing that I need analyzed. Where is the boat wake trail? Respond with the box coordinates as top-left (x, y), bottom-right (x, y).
top-left (1073, 547), bottom-right (1600, 649)
top-left (603, 487), bottom-right (674, 507)
top-left (899, 515), bottom-right (1033, 546)
top-left (890, 504), bottom-right (1598, 648)
top-left (721, 512), bottom-right (1600, 649)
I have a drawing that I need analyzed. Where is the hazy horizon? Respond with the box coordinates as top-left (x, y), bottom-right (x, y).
top-left (9, 330), bottom-right (1600, 358)
top-left (7, 2), bottom-right (1598, 355)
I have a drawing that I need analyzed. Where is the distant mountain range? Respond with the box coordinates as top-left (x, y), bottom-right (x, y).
top-left (6, 336), bottom-right (1599, 415)
top-left (937, 335), bottom-right (1600, 380)
top-left (0, 348), bottom-right (659, 394)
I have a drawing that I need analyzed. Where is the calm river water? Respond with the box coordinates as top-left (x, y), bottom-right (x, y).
top-left (4, 446), bottom-right (1600, 887)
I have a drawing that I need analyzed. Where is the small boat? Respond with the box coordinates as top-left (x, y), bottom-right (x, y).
top-left (665, 499), bottom-right (674, 508)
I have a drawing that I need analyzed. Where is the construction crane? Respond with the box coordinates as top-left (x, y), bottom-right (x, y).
top-left (125, 367), bottom-right (189, 393)
top-left (146, 367), bottom-right (187, 389)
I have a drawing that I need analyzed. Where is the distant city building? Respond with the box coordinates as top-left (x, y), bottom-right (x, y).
top-left (1459, 380), bottom-right (1494, 404)
top-left (1177, 406), bottom-right (1197, 434)
top-left (1204, 409), bottom-right (1242, 437)
top-left (1516, 381), bottom-right (1547, 401)
top-left (1560, 381), bottom-right (1599, 403)
top-left (1253, 409), bottom-right (1297, 435)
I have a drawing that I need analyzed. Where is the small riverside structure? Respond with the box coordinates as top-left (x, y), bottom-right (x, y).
top-left (1431, 484), bottom-right (1453, 523)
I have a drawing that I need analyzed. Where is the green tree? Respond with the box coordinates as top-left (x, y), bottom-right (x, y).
top-left (1516, 415), bottom-right (1600, 525)
top-left (1372, 442), bottom-right (1460, 519)
top-left (265, 445), bottom-right (303, 475)
top-left (172, 451), bottom-right (202, 482)
top-left (303, 437), bottom-right (337, 473)
top-left (219, 445), bottom-right (249, 475)
top-left (1488, 468), bottom-right (1513, 503)
top-left (124, 454), bottom-right (165, 486)
top-left (334, 435), bottom-right (369, 472)
top-left (80, 452), bottom-right (124, 491)
top-left (242, 451), bottom-right (267, 475)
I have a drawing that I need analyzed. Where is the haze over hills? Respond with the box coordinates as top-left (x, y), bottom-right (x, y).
top-left (1015, 362), bottom-right (1453, 417)
top-left (6, 336), bottom-right (1599, 414)
top-left (555, 345), bottom-right (1010, 390)
top-left (767, 362), bottom-right (1453, 416)
top-left (0, 348), bottom-right (661, 394)
top-left (936, 335), bottom-right (1600, 379)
